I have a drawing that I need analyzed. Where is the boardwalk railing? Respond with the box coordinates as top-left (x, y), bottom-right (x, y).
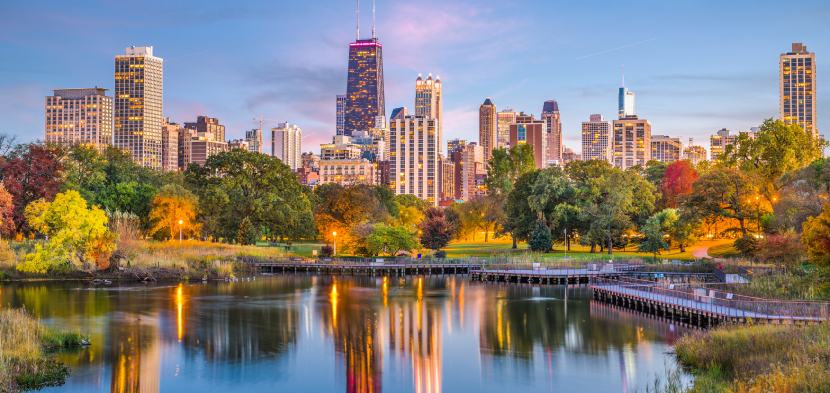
top-left (591, 276), bottom-right (830, 321)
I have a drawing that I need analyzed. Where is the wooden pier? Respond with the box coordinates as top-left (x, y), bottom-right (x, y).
top-left (251, 262), bottom-right (476, 276)
top-left (591, 276), bottom-right (827, 326)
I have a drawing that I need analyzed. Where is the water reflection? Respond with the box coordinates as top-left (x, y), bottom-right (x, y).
top-left (0, 276), bottom-right (689, 393)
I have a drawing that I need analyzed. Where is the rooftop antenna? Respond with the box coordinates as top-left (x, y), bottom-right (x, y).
top-left (356, 0), bottom-right (360, 40)
top-left (372, 0), bottom-right (376, 39)
top-left (622, 65), bottom-right (625, 88)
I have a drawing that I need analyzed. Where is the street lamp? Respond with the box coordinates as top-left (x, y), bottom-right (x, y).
top-left (333, 231), bottom-right (337, 256)
top-left (179, 220), bottom-right (183, 242)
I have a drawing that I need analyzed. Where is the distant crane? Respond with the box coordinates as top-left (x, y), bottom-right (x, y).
top-left (253, 116), bottom-right (279, 134)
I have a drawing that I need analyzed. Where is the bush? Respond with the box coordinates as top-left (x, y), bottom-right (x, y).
top-left (434, 250), bottom-right (446, 258)
top-left (755, 230), bottom-right (805, 267)
top-left (321, 245), bottom-right (334, 257)
top-left (734, 234), bottom-right (758, 256)
top-left (528, 220), bottom-right (551, 252)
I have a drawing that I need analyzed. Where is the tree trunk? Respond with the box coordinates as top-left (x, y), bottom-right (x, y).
top-left (566, 234), bottom-right (570, 251)
top-left (590, 243), bottom-right (597, 253)
top-left (512, 234), bottom-right (517, 249)
top-left (607, 219), bottom-right (613, 255)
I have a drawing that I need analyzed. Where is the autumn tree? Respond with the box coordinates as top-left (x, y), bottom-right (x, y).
top-left (661, 160), bottom-right (698, 208)
top-left (418, 207), bottom-right (454, 253)
top-left (684, 168), bottom-right (758, 236)
top-left (0, 143), bottom-right (63, 234)
top-left (0, 182), bottom-right (14, 239)
top-left (313, 183), bottom-right (389, 253)
top-left (148, 184), bottom-right (200, 241)
top-left (19, 190), bottom-right (114, 272)
top-left (802, 204), bottom-right (830, 266)
top-left (461, 195), bottom-right (502, 242)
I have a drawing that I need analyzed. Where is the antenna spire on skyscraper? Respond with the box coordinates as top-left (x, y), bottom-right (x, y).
top-left (356, 0), bottom-right (360, 40)
top-left (372, 0), bottom-right (376, 38)
top-left (622, 65), bottom-right (625, 88)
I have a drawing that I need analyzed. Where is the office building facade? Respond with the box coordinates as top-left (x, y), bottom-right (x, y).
top-left (245, 129), bottom-right (263, 154)
top-left (479, 98), bottom-right (498, 164)
top-left (184, 116), bottom-right (225, 142)
top-left (415, 74), bottom-right (442, 126)
top-left (497, 109), bottom-right (516, 149)
top-left (114, 46), bottom-right (163, 169)
top-left (651, 135), bottom-right (683, 163)
top-left (336, 94), bottom-right (347, 136)
top-left (161, 118), bottom-right (180, 171)
top-left (450, 143), bottom-right (484, 201)
top-left (389, 116), bottom-right (441, 205)
top-left (321, 135), bottom-right (363, 160)
top-left (581, 114), bottom-right (612, 162)
top-left (612, 116), bottom-right (651, 170)
top-left (45, 88), bottom-right (113, 149)
top-left (318, 158), bottom-right (376, 186)
top-left (344, 38), bottom-right (385, 135)
top-left (541, 100), bottom-right (562, 162)
top-left (509, 112), bottom-right (547, 169)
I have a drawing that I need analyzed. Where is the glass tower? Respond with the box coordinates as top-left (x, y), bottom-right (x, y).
top-left (618, 87), bottom-right (635, 119)
top-left (344, 38), bottom-right (385, 136)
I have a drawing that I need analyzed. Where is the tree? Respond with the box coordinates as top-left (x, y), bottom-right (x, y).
top-left (503, 171), bottom-right (540, 247)
top-left (0, 182), bottom-right (14, 239)
top-left (313, 183), bottom-right (389, 252)
top-left (528, 220), bottom-right (551, 252)
top-left (644, 160), bottom-right (668, 188)
top-left (18, 190), bottom-right (114, 272)
top-left (528, 166), bottom-right (579, 250)
top-left (59, 143), bottom-right (107, 204)
top-left (418, 207), bottom-right (454, 252)
top-left (771, 158), bottom-right (830, 233)
top-left (802, 204), bottom-right (830, 266)
top-left (485, 144), bottom-right (536, 197)
top-left (366, 225), bottom-right (419, 256)
top-left (186, 149), bottom-right (314, 244)
top-left (0, 144), bottom-right (63, 234)
top-left (96, 181), bottom-right (157, 227)
top-left (683, 168), bottom-right (758, 236)
top-left (638, 212), bottom-right (672, 262)
top-left (461, 196), bottom-right (502, 242)
top-left (236, 216), bottom-right (259, 245)
top-left (720, 118), bottom-right (827, 199)
top-left (148, 184), bottom-right (200, 241)
top-left (662, 160), bottom-right (698, 208)
top-left (756, 230), bottom-right (805, 268)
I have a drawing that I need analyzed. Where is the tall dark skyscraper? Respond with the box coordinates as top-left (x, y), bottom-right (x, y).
top-left (344, 2), bottom-right (385, 136)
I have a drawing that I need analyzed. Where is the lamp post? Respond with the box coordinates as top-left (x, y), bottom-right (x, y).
top-left (333, 231), bottom-right (337, 256)
top-left (179, 220), bottom-right (183, 242)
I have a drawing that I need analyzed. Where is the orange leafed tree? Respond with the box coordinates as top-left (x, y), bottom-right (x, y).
top-left (0, 182), bottom-right (14, 239)
top-left (148, 184), bottom-right (200, 240)
top-left (662, 160), bottom-right (698, 208)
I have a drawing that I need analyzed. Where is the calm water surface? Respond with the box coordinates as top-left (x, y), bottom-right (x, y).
top-left (0, 275), bottom-right (690, 392)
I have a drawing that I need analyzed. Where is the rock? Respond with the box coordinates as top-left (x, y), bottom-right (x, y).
top-left (118, 267), bottom-right (125, 271)
top-left (81, 339), bottom-right (90, 346)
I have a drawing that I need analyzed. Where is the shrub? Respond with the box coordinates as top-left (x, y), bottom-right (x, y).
top-left (434, 250), bottom-right (447, 258)
top-left (528, 220), bottom-right (551, 252)
top-left (733, 234), bottom-right (758, 256)
top-left (321, 245), bottom-right (334, 257)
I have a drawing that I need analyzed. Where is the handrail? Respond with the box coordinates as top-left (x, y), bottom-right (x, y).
top-left (590, 276), bottom-right (830, 320)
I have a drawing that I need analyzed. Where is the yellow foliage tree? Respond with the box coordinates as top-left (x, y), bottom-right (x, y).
top-left (19, 190), bottom-right (114, 273)
top-left (148, 184), bottom-right (200, 241)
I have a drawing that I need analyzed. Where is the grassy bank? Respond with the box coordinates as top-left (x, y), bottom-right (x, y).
top-left (670, 323), bottom-right (830, 392)
top-left (0, 308), bottom-right (87, 392)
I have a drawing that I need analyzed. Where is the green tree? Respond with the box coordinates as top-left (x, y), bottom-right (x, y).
top-left (236, 216), bottom-right (259, 245)
top-left (638, 211), bottom-right (673, 262)
top-left (19, 190), bottom-right (114, 272)
top-left (313, 183), bottom-right (389, 252)
top-left (528, 220), bottom-right (551, 252)
top-left (528, 166), bottom-right (579, 250)
top-left (683, 168), bottom-right (758, 236)
top-left (503, 171), bottom-right (540, 247)
top-left (485, 144), bottom-right (536, 197)
top-left (461, 195), bottom-right (502, 242)
top-left (366, 225), bottom-right (419, 256)
top-left (720, 118), bottom-right (827, 199)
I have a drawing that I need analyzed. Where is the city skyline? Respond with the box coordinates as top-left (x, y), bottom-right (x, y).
top-left (1, 0), bottom-right (828, 156)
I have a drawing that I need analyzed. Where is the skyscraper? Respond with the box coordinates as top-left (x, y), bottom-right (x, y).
top-left (245, 129), bottom-right (263, 154)
top-left (497, 109), bottom-right (516, 148)
top-left (114, 46), bottom-right (163, 169)
top-left (344, 9), bottom-right (385, 136)
top-left (479, 98), bottom-right (497, 163)
top-left (184, 116), bottom-right (225, 142)
top-left (612, 116), bottom-right (651, 170)
top-left (45, 88), bottom-right (113, 150)
top-left (161, 118), bottom-right (180, 172)
top-left (651, 135), bottom-right (683, 163)
top-left (336, 95), bottom-right (347, 136)
top-left (272, 123), bottom-right (302, 170)
top-left (780, 43), bottom-right (817, 137)
top-left (415, 74), bottom-right (442, 127)
top-left (390, 107), bottom-right (408, 120)
top-left (541, 100), bottom-right (562, 162)
top-left (450, 143), bottom-right (484, 201)
top-left (618, 70), bottom-right (635, 119)
top-left (390, 116), bottom-right (441, 205)
top-left (581, 114), bottom-right (612, 162)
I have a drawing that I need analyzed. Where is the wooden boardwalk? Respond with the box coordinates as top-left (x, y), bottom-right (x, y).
top-left (251, 262), bottom-right (475, 276)
top-left (591, 276), bottom-right (828, 326)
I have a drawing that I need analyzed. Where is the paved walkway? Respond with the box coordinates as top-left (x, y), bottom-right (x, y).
top-left (692, 244), bottom-right (712, 259)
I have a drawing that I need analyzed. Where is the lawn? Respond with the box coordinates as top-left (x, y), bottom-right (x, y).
top-left (708, 241), bottom-right (741, 258)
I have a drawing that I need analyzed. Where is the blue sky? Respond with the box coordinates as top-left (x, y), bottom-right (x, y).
top-left (1, 0), bottom-right (828, 156)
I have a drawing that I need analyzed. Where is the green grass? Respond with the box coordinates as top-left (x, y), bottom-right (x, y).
top-left (707, 242), bottom-right (741, 258)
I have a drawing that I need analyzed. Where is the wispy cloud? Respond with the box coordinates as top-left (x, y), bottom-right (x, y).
top-left (575, 38), bottom-right (658, 59)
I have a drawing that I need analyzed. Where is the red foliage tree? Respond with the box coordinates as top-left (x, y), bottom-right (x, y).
top-left (0, 144), bottom-right (64, 234)
top-left (661, 160), bottom-right (698, 207)
top-left (418, 207), bottom-right (455, 252)
top-left (0, 182), bottom-right (14, 238)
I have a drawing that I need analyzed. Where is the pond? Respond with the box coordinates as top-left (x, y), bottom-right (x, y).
top-left (0, 275), bottom-right (690, 392)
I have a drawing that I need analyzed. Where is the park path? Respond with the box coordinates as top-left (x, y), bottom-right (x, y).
top-left (692, 244), bottom-right (712, 259)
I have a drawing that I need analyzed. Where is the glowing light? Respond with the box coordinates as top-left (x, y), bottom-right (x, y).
top-left (330, 284), bottom-right (338, 328)
top-left (176, 284), bottom-right (184, 342)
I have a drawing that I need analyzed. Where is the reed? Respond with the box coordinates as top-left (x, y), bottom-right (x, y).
top-left (0, 307), bottom-right (85, 391)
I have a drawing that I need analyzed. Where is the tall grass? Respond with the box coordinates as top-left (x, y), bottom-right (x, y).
top-left (0, 308), bottom-right (86, 391)
top-left (674, 323), bottom-right (830, 392)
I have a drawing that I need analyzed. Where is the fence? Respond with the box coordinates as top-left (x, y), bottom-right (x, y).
top-left (591, 275), bottom-right (830, 320)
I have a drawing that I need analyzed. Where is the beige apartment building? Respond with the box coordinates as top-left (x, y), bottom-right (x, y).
top-left (497, 109), bottom-right (516, 148)
top-left (45, 88), bottom-right (113, 150)
top-left (321, 135), bottom-right (362, 160)
top-left (612, 116), bottom-right (652, 170)
top-left (272, 122), bottom-right (302, 170)
top-left (479, 98), bottom-right (498, 163)
top-left (245, 129), bottom-right (263, 154)
top-left (651, 135), bottom-right (683, 163)
top-left (684, 145), bottom-right (707, 165)
top-left (389, 116), bottom-right (441, 205)
top-left (581, 114), bottom-right (612, 162)
top-left (440, 155), bottom-right (455, 202)
top-left (415, 74), bottom-right (442, 128)
top-left (161, 118), bottom-right (180, 171)
top-left (780, 43), bottom-right (817, 137)
top-left (318, 158), bottom-right (376, 186)
top-left (114, 46), bottom-right (163, 169)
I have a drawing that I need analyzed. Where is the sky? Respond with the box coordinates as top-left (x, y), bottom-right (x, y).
top-left (1, 0), bottom-right (829, 156)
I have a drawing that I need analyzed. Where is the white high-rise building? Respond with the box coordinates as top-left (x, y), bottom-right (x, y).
top-left (245, 129), bottom-right (263, 154)
top-left (415, 73), bottom-right (443, 129)
top-left (336, 94), bottom-right (347, 136)
top-left (581, 114), bottom-right (612, 162)
top-left (390, 116), bottom-right (441, 205)
top-left (45, 88), bottom-right (113, 150)
top-left (272, 123), bottom-right (302, 170)
top-left (114, 46), bottom-right (163, 169)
